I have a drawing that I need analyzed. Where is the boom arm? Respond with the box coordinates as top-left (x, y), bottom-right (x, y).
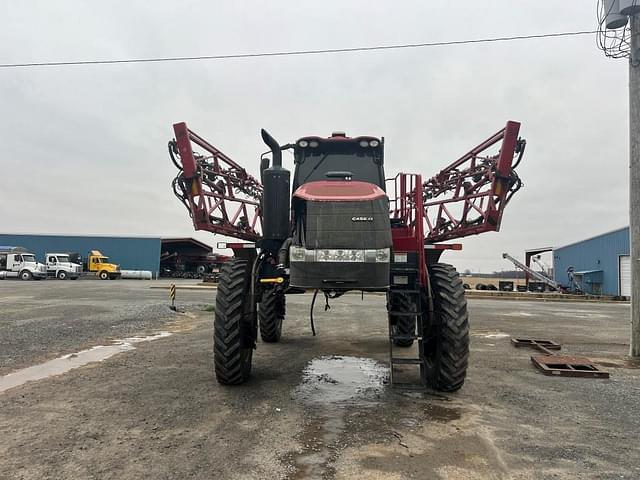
top-left (422, 121), bottom-right (525, 243)
top-left (168, 121), bottom-right (525, 246)
top-left (170, 122), bottom-right (264, 241)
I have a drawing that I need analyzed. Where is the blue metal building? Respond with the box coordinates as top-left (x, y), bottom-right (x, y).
top-left (553, 227), bottom-right (630, 296)
top-left (0, 233), bottom-right (161, 277)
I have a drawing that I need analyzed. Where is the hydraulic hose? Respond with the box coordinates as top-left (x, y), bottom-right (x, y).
top-left (278, 238), bottom-right (292, 268)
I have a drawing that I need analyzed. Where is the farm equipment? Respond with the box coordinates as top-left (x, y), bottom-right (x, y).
top-left (502, 252), bottom-right (560, 292)
top-left (168, 121), bottom-right (525, 391)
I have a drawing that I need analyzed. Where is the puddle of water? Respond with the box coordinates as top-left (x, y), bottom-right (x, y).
top-left (291, 356), bottom-right (387, 479)
top-left (500, 312), bottom-right (534, 317)
top-left (292, 415), bottom-right (345, 480)
top-left (0, 332), bottom-right (171, 394)
top-left (483, 333), bottom-right (510, 339)
top-left (472, 332), bottom-right (510, 339)
top-left (294, 355), bottom-right (388, 407)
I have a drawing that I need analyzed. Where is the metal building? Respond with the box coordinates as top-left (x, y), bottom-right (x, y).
top-left (553, 227), bottom-right (630, 296)
top-left (0, 233), bottom-right (161, 277)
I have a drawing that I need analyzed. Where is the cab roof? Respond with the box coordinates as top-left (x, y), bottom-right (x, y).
top-left (295, 133), bottom-right (382, 145)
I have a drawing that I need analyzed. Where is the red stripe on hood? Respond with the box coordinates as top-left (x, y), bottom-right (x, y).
top-left (293, 180), bottom-right (386, 202)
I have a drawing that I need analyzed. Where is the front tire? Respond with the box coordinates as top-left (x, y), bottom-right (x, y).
top-left (20, 270), bottom-right (32, 281)
top-left (259, 287), bottom-right (285, 343)
top-left (57, 271), bottom-right (68, 280)
top-left (214, 260), bottom-right (254, 385)
top-left (422, 263), bottom-right (470, 392)
top-left (99, 271), bottom-right (109, 280)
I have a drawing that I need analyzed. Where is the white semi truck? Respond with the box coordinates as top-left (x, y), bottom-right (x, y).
top-left (45, 253), bottom-right (82, 280)
top-left (0, 246), bottom-right (47, 280)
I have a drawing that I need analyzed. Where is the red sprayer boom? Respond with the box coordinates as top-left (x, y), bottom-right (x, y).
top-left (170, 121), bottom-right (524, 245)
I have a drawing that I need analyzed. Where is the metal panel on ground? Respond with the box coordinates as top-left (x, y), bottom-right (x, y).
top-left (620, 255), bottom-right (631, 297)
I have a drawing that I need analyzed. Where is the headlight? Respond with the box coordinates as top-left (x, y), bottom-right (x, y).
top-left (290, 246), bottom-right (305, 262)
top-left (309, 140), bottom-right (319, 148)
top-left (290, 247), bottom-right (389, 263)
top-left (298, 140), bottom-right (309, 148)
top-left (370, 139), bottom-right (380, 147)
top-left (375, 248), bottom-right (390, 262)
top-left (359, 140), bottom-right (370, 147)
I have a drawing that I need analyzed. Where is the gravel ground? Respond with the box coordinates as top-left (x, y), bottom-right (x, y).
top-left (0, 280), bottom-right (638, 479)
top-left (0, 279), bottom-right (210, 375)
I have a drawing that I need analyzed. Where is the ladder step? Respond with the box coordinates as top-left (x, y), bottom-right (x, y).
top-left (390, 335), bottom-right (421, 341)
top-left (390, 357), bottom-right (422, 365)
top-left (388, 288), bottom-right (421, 294)
top-left (387, 311), bottom-right (421, 316)
top-left (390, 382), bottom-right (426, 390)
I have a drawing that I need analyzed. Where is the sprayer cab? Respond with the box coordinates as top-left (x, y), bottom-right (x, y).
top-left (292, 133), bottom-right (385, 191)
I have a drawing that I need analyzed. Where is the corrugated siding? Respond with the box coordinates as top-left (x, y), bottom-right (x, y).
top-left (553, 227), bottom-right (630, 295)
top-left (0, 234), bottom-right (161, 277)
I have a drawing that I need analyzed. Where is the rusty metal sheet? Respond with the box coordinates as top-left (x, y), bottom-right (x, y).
top-left (511, 338), bottom-right (561, 351)
top-left (531, 355), bottom-right (610, 378)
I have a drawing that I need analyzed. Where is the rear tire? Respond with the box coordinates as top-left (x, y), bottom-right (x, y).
top-left (423, 263), bottom-right (469, 392)
top-left (259, 287), bottom-right (285, 343)
top-left (214, 260), bottom-right (254, 385)
top-left (388, 292), bottom-right (415, 347)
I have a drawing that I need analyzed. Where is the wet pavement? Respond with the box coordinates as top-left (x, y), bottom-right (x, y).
top-left (0, 280), bottom-right (638, 479)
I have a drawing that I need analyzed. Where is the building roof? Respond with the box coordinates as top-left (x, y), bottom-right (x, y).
top-left (0, 232), bottom-right (162, 238)
top-left (555, 226), bottom-right (629, 251)
top-left (161, 237), bottom-right (213, 252)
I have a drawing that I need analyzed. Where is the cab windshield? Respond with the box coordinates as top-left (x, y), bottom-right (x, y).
top-left (294, 151), bottom-right (384, 189)
top-left (22, 255), bottom-right (36, 263)
top-left (57, 255), bottom-right (70, 263)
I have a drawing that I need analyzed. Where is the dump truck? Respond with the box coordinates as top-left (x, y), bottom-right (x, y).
top-left (168, 121), bottom-right (525, 390)
top-left (0, 246), bottom-right (47, 280)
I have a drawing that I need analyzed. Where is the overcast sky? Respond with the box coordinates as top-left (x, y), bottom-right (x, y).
top-left (0, 1), bottom-right (629, 272)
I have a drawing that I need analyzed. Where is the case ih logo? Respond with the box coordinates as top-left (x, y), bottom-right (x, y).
top-left (351, 216), bottom-right (374, 222)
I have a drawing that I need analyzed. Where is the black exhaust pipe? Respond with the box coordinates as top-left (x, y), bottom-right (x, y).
top-left (261, 129), bottom-right (282, 167)
top-left (260, 129), bottom-right (290, 244)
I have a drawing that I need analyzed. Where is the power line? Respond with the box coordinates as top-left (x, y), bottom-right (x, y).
top-left (0, 30), bottom-right (598, 69)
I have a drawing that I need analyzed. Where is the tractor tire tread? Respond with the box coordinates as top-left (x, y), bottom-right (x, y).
top-left (425, 263), bottom-right (470, 392)
top-left (214, 260), bottom-right (252, 385)
top-left (259, 288), bottom-right (285, 343)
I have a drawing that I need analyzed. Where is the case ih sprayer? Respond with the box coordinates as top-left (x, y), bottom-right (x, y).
top-left (169, 121), bottom-right (525, 391)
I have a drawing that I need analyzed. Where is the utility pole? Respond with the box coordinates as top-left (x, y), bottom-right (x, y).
top-left (630, 14), bottom-right (640, 357)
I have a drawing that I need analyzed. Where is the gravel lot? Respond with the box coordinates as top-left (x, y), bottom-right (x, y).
top-left (0, 279), bottom-right (637, 479)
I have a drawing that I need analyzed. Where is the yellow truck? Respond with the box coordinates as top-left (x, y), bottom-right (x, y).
top-left (86, 250), bottom-right (121, 280)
